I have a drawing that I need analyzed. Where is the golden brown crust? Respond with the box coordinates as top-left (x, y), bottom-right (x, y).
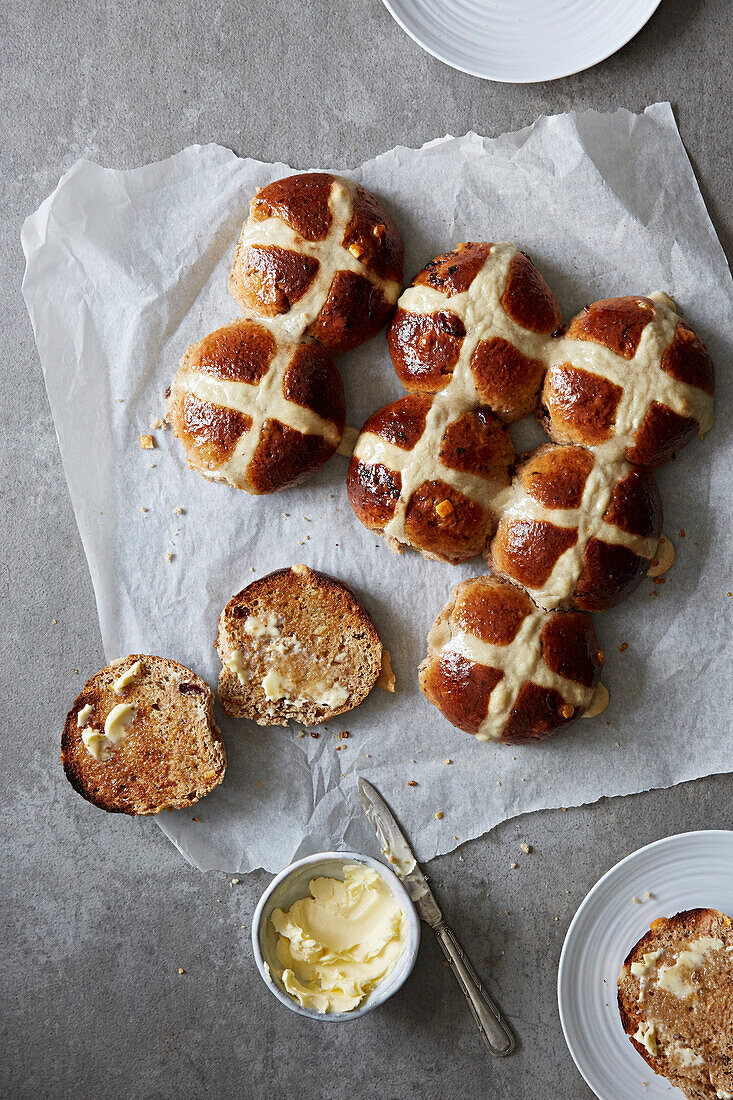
top-left (502, 681), bottom-right (576, 743)
top-left (661, 321), bottom-right (714, 394)
top-left (388, 243), bottom-right (559, 423)
top-left (403, 480), bottom-right (490, 564)
top-left (413, 242), bottom-right (494, 296)
top-left (540, 613), bottom-right (602, 687)
top-left (364, 394), bottom-right (432, 450)
top-left (419, 651), bottom-right (503, 736)
top-left (491, 517), bottom-right (579, 589)
top-left (603, 466), bottom-right (662, 538)
top-left (306, 269), bottom-right (395, 353)
top-left (540, 363), bottom-right (624, 445)
top-left (500, 251), bottom-right (562, 334)
top-left (388, 307), bottom-right (465, 392)
top-left (541, 298), bottom-right (715, 467)
top-left (347, 394), bottom-right (514, 563)
top-left (347, 459), bottom-right (401, 532)
top-left (566, 296), bottom-right (656, 359)
top-left (168, 172), bottom-right (404, 496)
top-left (250, 172), bottom-right (336, 241)
top-left (281, 343), bottom-right (346, 424)
top-left (342, 184), bottom-right (404, 284)
top-left (231, 245), bottom-right (320, 316)
top-left (187, 319), bottom-right (276, 382)
top-left (489, 443), bottom-right (662, 611)
top-left (176, 394), bottom-right (252, 467)
top-left (440, 408), bottom-right (514, 481)
top-left (230, 173), bottom-right (404, 353)
top-left (470, 337), bottom-right (546, 422)
top-left (627, 401), bottom-right (701, 467)
top-left (61, 656), bottom-right (226, 816)
top-left (247, 420), bottom-right (339, 494)
top-left (574, 538), bottom-right (651, 612)
top-left (452, 576), bottom-right (534, 645)
top-left (345, 397), bottom-right (428, 534)
top-left (518, 443), bottom-right (594, 509)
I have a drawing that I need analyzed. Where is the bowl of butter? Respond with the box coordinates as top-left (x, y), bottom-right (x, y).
top-left (252, 851), bottom-right (421, 1020)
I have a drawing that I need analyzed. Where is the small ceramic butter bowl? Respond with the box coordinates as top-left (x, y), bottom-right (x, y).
top-left (252, 850), bottom-right (421, 1021)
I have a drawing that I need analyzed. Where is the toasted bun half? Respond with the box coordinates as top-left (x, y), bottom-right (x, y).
top-left (61, 655), bottom-right (226, 815)
top-left (618, 908), bottom-right (733, 1100)
top-left (216, 565), bottom-right (383, 726)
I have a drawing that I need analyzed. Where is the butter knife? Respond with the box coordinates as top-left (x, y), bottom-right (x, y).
top-left (358, 777), bottom-right (516, 1056)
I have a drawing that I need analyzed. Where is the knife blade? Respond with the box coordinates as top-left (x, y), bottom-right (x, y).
top-left (357, 777), bottom-right (516, 1056)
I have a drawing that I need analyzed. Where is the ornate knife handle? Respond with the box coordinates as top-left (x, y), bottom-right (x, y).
top-left (434, 922), bottom-right (516, 1056)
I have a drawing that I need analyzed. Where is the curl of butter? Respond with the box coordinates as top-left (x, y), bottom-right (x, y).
top-left (81, 703), bottom-right (136, 761)
top-left (581, 682), bottom-right (610, 720)
top-left (113, 660), bottom-right (142, 695)
top-left (77, 703), bottom-right (94, 728)
top-left (104, 703), bottom-right (136, 744)
top-left (631, 949), bottom-right (662, 978)
top-left (634, 1021), bottom-right (658, 1056)
top-left (647, 535), bottom-right (675, 578)
top-left (224, 648), bottom-right (250, 685)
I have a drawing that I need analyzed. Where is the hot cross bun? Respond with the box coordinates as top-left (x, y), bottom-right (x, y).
top-left (419, 575), bottom-right (604, 744)
top-left (540, 293), bottom-right (715, 466)
top-left (167, 319), bottom-right (345, 493)
top-left (488, 443), bottom-right (662, 611)
top-left (229, 172), bottom-right (404, 352)
top-left (388, 241), bottom-right (561, 421)
top-left (169, 173), bottom-right (404, 492)
top-left (347, 393), bottom-right (514, 563)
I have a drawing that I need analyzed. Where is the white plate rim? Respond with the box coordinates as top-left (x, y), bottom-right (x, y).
top-left (380, 0), bottom-right (663, 84)
top-left (557, 829), bottom-right (733, 1100)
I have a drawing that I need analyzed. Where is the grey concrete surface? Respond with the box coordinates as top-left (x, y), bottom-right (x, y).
top-left (2, 1), bottom-right (731, 1097)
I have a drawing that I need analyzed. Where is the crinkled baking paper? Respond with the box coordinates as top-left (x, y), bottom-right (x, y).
top-left (22, 102), bottom-right (733, 873)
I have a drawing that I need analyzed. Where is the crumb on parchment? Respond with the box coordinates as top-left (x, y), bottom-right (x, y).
top-left (139, 435), bottom-right (155, 450)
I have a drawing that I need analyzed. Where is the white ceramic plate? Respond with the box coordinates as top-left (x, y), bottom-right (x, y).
top-left (558, 831), bottom-right (733, 1100)
top-left (381, 0), bottom-right (662, 83)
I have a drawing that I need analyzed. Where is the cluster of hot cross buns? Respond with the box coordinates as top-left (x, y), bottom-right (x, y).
top-left (166, 174), bottom-right (715, 747)
top-left (168, 173), bottom-right (404, 493)
top-left (346, 241), bottom-right (715, 744)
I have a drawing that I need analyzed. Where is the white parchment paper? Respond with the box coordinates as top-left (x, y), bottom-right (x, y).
top-left (22, 103), bottom-right (733, 874)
